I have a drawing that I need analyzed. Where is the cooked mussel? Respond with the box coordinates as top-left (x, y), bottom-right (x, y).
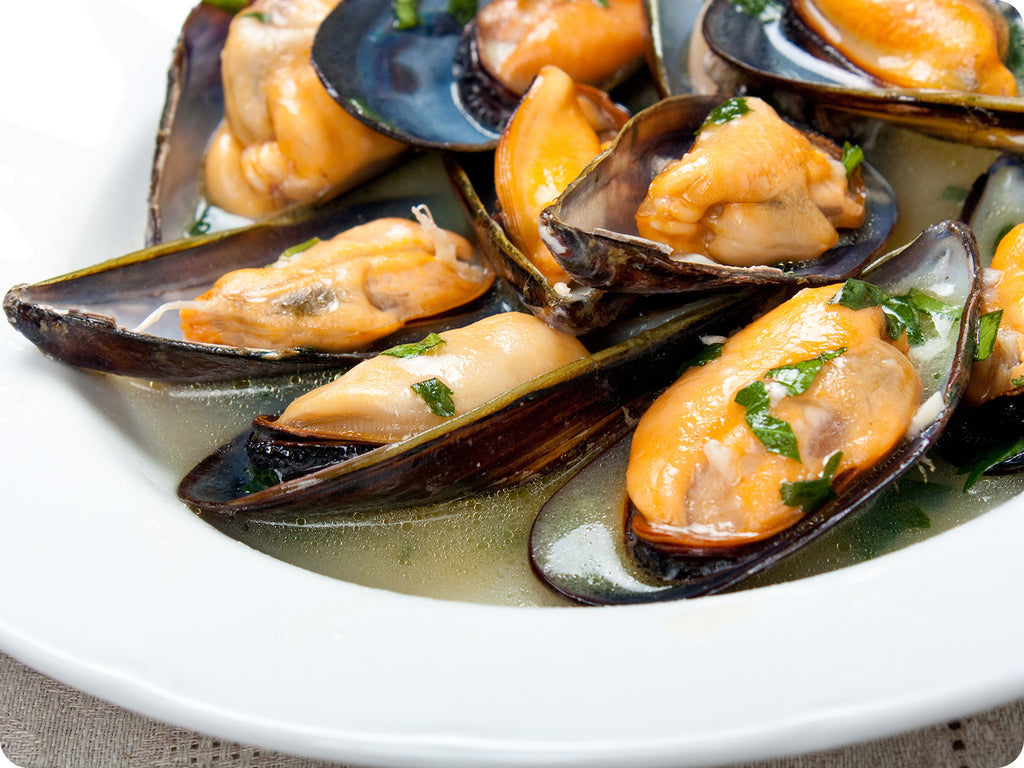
top-left (539, 94), bottom-right (898, 293)
top-left (5, 155), bottom-right (509, 383)
top-left (149, 0), bottom-right (410, 244)
top-left (530, 220), bottom-right (979, 604)
top-left (938, 154), bottom-right (1024, 477)
top-left (177, 286), bottom-right (772, 518)
top-left (698, 0), bottom-right (1024, 152)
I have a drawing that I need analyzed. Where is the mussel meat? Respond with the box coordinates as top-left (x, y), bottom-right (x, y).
top-left (539, 94), bottom-right (898, 293)
top-left (139, 207), bottom-right (493, 352)
top-left (529, 220), bottom-right (979, 603)
top-left (474, 0), bottom-right (650, 96)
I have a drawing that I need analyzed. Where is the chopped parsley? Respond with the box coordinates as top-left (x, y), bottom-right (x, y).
top-left (278, 237), bottom-right (321, 261)
top-left (392, 0), bottom-right (421, 29)
top-left (447, 0), bottom-right (477, 24)
top-left (729, 0), bottom-right (781, 21)
top-left (975, 310), bottom-right (1003, 361)
top-left (202, 0), bottom-right (250, 13)
top-left (678, 342), bottom-right (724, 375)
top-left (699, 97), bottom-right (750, 133)
top-left (242, 10), bottom-right (272, 22)
top-left (766, 347), bottom-right (846, 396)
top-left (840, 142), bottom-right (864, 177)
top-left (381, 333), bottom-right (445, 358)
top-left (958, 435), bottom-right (1024, 491)
top-left (829, 278), bottom-right (961, 344)
top-left (411, 377), bottom-right (455, 417)
top-left (780, 451), bottom-right (844, 513)
top-left (187, 205), bottom-right (213, 237)
top-left (735, 380), bottom-right (801, 462)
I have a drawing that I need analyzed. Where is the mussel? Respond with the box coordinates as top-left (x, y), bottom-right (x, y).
top-left (938, 154), bottom-right (1024, 477)
top-left (149, 0), bottom-right (409, 243)
top-left (530, 220), bottom-right (979, 604)
top-left (698, 0), bottom-right (1024, 153)
top-left (5, 154), bottom-right (509, 383)
top-left (176, 286), bottom-right (772, 518)
top-left (539, 94), bottom-right (898, 293)
top-left (310, 0), bottom-right (653, 151)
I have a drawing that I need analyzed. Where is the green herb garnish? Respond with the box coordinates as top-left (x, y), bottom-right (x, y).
top-left (766, 347), bottom-right (846, 396)
top-left (188, 205), bottom-right (213, 237)
top-left (975, 310), bottom-right (1003, 361)
top-left (678, 342), bottom-right (724, 375)
top-left (840, 142), bottom-right (863, 177)
top-left (780, 451), bottom-right (843, 513)
top-left (411, 377), bottom-right (455, 417)
top-left (242, 10), bottom-right (272, 22)
top-left (735, 380), bottom-right (801, 462)
top-left (1012, 375), bottom-right (1024, 388)
top-left (278, 237), bottom-right (321, 261)
top-left (830, 278), bottom-right (960, 344)
top-left (202, 0), bottom-right (250, 13)
top-left (729, 0), bottom-right (781, 21)
top-left (447, 0), bottom-right (477, 24)
top-left (392, 0), bottom-right (421, 29)
top-left (699, 97), bottom-right (750, 133)
top-left (958, 435), bottom-right (1024, 491)
top-left (381, 333), bottom-right (445, 358)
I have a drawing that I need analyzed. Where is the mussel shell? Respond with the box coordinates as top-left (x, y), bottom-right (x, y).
top-left (645, 0), bottom-right (709, 96)
top-left (444, 151), bottom-right (644, 335)
top-left (700, 0), bottom-right (1024, 153)
top-left (4, 154), bottom-right (510, 383)
top-left (529, 220), bottom-right (980, 604)
top-left (177, 287), bottom-right (774, 518)
top-left (147, 2), bottom-right (232, 246)
top-left (311, 0), bottom-right (516, 151)
top-left (539, 94), bottom-right (899, 294)
top-left (937, 154), bottom-right (1024, 473)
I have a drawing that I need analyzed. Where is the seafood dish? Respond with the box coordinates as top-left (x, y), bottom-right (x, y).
top-left (6, 0), bottom-right (1024, 610)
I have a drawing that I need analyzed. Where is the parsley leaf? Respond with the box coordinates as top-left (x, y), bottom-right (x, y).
top-left (766, 347), bottom-right (846, 396)
top-left (958, 435), bottom-right (1024, 491)
top-left (411, 377), bottom-right (455, 417)
top-left (392, 0), bottom-right (421, 29)
top-left (729, 0), bottom-right (781, 21)
top-left (975, 310), bottom-right (1003, 361)
top-left (780, 451), bottom-right (843, 512)
top-left (188, 205), bottom-right (213, 237)
top-left (678, 342), bottom-right (724, 375)
top-left (699, 97), bottom-right (750, 133)
top-left (735, 381), bottom-right (801, 462)
top-left (278, 237), bottom-right (320, 261)
top-left (381, 333), bottom-right (445, 358)
top-left (829, 279), bottom-right (958, 345)
top-left (202, 0), bottom-right (250, 13)
top-left (840, 142), bottom-right (864, 177)
top-left (243, 10), bottom-right (271, 21)
top-left (447, 0), bottom-right (476, 24)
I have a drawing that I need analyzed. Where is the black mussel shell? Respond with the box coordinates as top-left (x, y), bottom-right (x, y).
top-left (177, 287), bottom-right (775, 518)
top-left (699, 0), bottom-right (1024, 153)
top-left (530, 220), bottom-right (980, 604)
top-left (312, 0), bottom-right (517, 151)
top-left (4, 154), bottom-right (509, 383)
top-left (539, 94), bottom-right (898, 294)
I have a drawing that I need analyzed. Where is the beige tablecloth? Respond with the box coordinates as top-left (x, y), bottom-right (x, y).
top-left (1, 651), bottom-right (1021, 768)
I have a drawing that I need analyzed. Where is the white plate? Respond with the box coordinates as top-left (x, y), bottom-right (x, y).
top-left (3, 2), bottom-right (1024, 767)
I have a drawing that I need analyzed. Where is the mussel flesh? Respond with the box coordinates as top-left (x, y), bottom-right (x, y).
top-left (529, 220), bottom-right (979, 603)
top-left (539, 94), bottom-right (898, 293)
top-left (474, 0), bottom-right (650, 96)
top-left (495, 65), bottom-right (631, 283)
top-left (789, 0), bottom-right (1017, 96)
top-left (634, 95), bottom-right (866, 266)
top-left (139, 207), bottom-right (493, 352)
top-left (204, 0), bottom-right (407, 219)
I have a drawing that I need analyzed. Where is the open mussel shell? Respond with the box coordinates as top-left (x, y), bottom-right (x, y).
top-left (177, 286), bottom-right (773, 518)
top-left (4, 154), bottom-right (508, 383)
top-left (312, 0), bottom-right (516, 151)
top-left (539, 94), bottom-right (898, 294)
top-left (938, 154), bottom-right (1024, 474)
top-left (699, 0), bottom-right (1024, 153)
top-left (444, 151), bottom-right (648, 335)
top-left (529, 220), bottom-right (980, 604)
top-left (147, 1), bottom-right (233, 245)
